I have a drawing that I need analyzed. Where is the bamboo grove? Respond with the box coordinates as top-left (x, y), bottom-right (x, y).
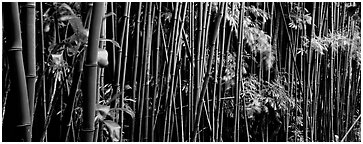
top-left (1, 2), bottom-right (361, 142)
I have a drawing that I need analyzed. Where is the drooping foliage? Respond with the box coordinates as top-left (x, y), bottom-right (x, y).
top-left (2, 2), bottom-right (361, 142)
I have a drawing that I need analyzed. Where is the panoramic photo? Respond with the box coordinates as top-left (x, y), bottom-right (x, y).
top-left (1, 2), bottom-right (361, 142)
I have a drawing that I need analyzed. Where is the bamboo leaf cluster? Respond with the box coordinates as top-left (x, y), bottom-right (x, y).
top-left (2, 2), bottom-right (361, 142)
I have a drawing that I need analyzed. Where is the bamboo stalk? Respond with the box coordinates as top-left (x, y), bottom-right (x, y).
top-left (192, 3), bottom-right (224, 141)
top-left (118, 2), bottom-right (131, 142)
top-left (178, 69), bottom-right (185, 141)
top-left (306, 2), bottom-right (316, 142)
top-left (143, 2), bottom-right (153, 141)
top-left (39, 2), bottom-right (48, 142)
top-left (137, 3), bottom-right (148, 141)
top-left (340, 114), bottom-right (361, 142)
top-left (151, 3), bottom-right (162, 142)
top-left (199, 4), bottom-right (211, 117)
top-left (61, 3), bottom-right (94, 141)
top-left (94, 2), bottom-right (108, 142)
top-left (171, 3), bottom-right (187, 141)
top-left (131, 2), bottom-right (142, 142)
top-left (62, 50), bottom-right (86, 141)
top-left (194, 2), bottom-right (203, 122)
top-left (234, 2), bottom-right (243, 141)
top-left (328, 2), bottom-right (335, 141)
top-left (211, 26), bottom-right (219, 142)
top-left (109, 2), bottom-right (116, 81)
top-left (188, 3), bottom-right (195, 141)
top-left (167, 3), bottom-right (186, 141)
top-left (40, 76), bottom-right (59, 142)
top-left (163, 2), bottom-right (180, 141)
top-left (80, 2), bottom-right (104, 142)
top-left (21, 2), bottom-right (37, 128)
top-left (3, 2), bottom-right (32, 141)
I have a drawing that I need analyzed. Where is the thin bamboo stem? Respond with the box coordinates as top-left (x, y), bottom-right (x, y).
top-left (151, 2), bottom-right (162, 142)
top-left (131, 2), bottom-right (142, 142)
top-left (192, 3), bottom-right (224, 141)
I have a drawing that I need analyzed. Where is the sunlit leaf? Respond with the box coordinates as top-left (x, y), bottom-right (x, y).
top-left (58, 8), bottom-right (87, 43)
top-left (59, 3), bottom-right (75, 15)
top-left (103, 120), bottom-right (121, 142)
top-left (44, 23), bottom-right (50, 32)
top-left (97, 48), bottom-right (109, 67)
top-left (51, 53), bottom-right (64, 66)
top-left (303, 14), bottom-right (312, 25)
top-left (122, 105), bottom-right (135, 119)
top-left (124, 84), bottom-right (132, 90)
top-left (96, 104), bottom-right (110, 116)
top-left (58, 15), bottom-right (78, 21)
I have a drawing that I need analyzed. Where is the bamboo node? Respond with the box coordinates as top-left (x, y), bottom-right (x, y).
top-left (80, 128), bottom-right (95, 132)
top-left (8, 47), bottom-right (23, 51)
top-left (26, 75), bottom-right (37, 78)
top-left (84, 63), bottom-right (98, 67)
top-left (15, 123), bottom-right (31, 128)
top-left (23, 4), bottom-right (36, 8)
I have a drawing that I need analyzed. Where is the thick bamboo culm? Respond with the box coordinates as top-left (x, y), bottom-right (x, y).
top-left (2, 2), bottom-right (361, 142)
top-left (81, 2), bottom-right (105, 142)
top-left (3, 2), bottom-right (32, 142)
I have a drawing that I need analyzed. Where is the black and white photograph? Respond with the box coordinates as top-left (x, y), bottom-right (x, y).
top-left (1, 1), bottom-right (361, 142)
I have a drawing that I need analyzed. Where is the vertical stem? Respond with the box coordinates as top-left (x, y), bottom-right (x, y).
top-left (151, 2), bottom-right (162, 142)
top-left (163, 2), bottom-right (180, 141)
top-left (110, 2), bottom-right (116, 81)
top-left (188, 3), bottom-right (195, 141)
top-left (195, 4), bottom-right (204, 140)
top-left (94, 3), bottom-right (107, 142)
top-left (178, 70), bottom-right (185, 141)
top-left (119, 2), bottom-right (131, 142)
top-left (40, 2), bottom-right (48, 142)
top-left (80, 2), bottom-right (104, 142)
top-left (306, 2), bottom-right (316, 142)
top-left (131, 2), bottom-right (142, 142)
top-left (138, 3), bottom-right (147, 141)
top-left (192, 3), bottom-right (223, 141)
top-left (143, 2), bottom-right (153, 141)
top-left (216, 3), bottom-right (227, 142)
top-left (329, 2), bottom-right (335, 142)
top-left (3, 2), bottom-right (31, 141)
top-left (21, 2), bottom-right (37, 127)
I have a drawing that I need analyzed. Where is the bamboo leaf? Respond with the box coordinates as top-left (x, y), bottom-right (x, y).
top-left (59, 14), bottom-right (88, 43)
top-left (124, 98), bottom-right (136, 103)
top-left (99, 38), bottom-right (121, 49)
top-left (95, 104), bottom-right (110, 116)
top-left (124, 84), bottom-right (132, 90)
top-left (51, 53), bottom-right (64, 67)
top-left (59, 3), bottom-right (75, 15)
top-left (122, 105), bottom-right (135, 119)
top-left (107, 93), bottom-right (121, 105)
top-left (103, 12), bottom-right (116, 20)
top-left (58, 15), bottom-right (78, 21)
top-left (103, 120), bottom-right (121, 142)
top-left (303, 14), bottom-right (312, 25)
top-left (110, 105), bottom-right (135, 119)
top-left (97, 48), bottom-right (109, 67)
top-left (95, 104), bottom-right (110, 121)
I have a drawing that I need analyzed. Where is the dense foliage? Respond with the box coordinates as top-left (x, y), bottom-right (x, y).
top-left (2, 2), bottom-right (361, 142)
